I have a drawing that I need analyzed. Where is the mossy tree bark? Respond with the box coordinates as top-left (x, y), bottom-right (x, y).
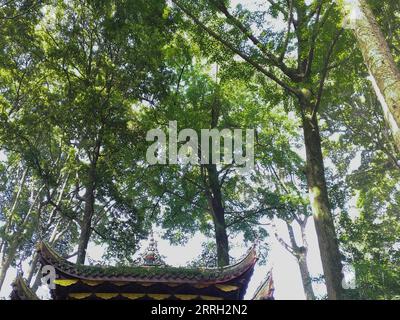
top-left (301, 102), bottom-right (344, 300)
top-left (345, 0), bottom-right (400, 151)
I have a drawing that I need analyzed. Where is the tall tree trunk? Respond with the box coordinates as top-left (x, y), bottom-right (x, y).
top-left (297, 217), bottom-right (316, 300)
top-left (211, 206), bottom-right (230, 267)
top-left (369, 75), bottom-right (400, 153)
top-left (297, 251), bottom-right (316, 300)
top-left (30, 269), bottom-right (42, 293)
top-left (202, 87), bottom-right (229, 267)
top-left (0, 167), bottom-right (28, 256)
top-left (287, 221), bottom-right (316, 300)
top-left (0, 242), bottom-right (18, 291)
top-left (205, 164), bottom-right (230, 267)
top-left (76, 174), bottom-right (95, 264)
top-left (0, 180), bottom-right (43, 291)
top-left (26, 252), bottom-right (39, 285)
top-left (344, 0), bottom-right (400, 150)
top-left (301, 108), bottom-right (343, 300)
top-left (27, 172), bottom-right (70, 284)
top-left (211, 205), bottom-right (229, 267)
top-left (76, 167), bottom-right (96, 265)
top-left (76, 140), bottom-right (100, 265)
top-left (274, 220), bottom-right (316, 300)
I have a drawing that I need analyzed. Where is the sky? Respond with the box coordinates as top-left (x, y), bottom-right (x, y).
top-left (0, 0), bottom-right (364, 300)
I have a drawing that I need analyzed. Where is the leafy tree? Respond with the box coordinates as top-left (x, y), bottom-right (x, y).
top-left (139, 33), bottom-right (309, 272)
top-left (0, 0), bottom-right (398, 301)
top-left (169, 0), bottom-right (352, 299)
top-left (324, 80), bottom-right (400, 299)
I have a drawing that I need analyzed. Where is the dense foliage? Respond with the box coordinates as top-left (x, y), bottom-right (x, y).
top-left (0, 0), bottom-right (399, 299)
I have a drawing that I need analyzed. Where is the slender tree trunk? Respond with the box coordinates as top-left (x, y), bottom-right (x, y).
top-left (26, 253), bottom-right (39, 284)
top-left (76, 139), bottom-right (100, 265)
top-left (297, 217), bottom-right (316, 300)
top-left (205, 164), bottom-right (229, 267)
top-left (0, 242), bottom-right (18, 291)
top-left (0, 240), bottom-right (4, 264)
top-left (9, 168), bottom-right (28, 217)
top-left (76, 167), bottom-right (96, 265)
top-left (211, 205), bottom-right (230, 267)
top-left (31, 269), bottom-right (42, 293)
top-left (297, 251), bottom-right (316, 300)
top-left (344, 0), bottom-right (400, 150)
top-left (301, 108), bottom-right (343, 300)
top-left (0, 181), bottom-right (43, 291)
top-left (0, 167), bottom-right (28, 256)
top-left (275, 220), bottom-right (316, 300)
top-left (201, 90), bottom-right (229, 267)
top-left (286, 221), bottom-right (316, 300)
top-left (369, 75), bottom-right (400, 153)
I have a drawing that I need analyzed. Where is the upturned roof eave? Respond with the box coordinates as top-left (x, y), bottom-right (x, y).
top-left (37, 241), bottom-right (258, 285)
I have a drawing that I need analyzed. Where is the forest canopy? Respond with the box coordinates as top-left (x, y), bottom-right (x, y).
top-left (0, 0), bottom-right (399, 300)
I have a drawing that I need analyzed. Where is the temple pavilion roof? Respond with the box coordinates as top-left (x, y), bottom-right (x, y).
top-left (23, 241), bottom-right (259, 300)
top-left (252, 271), bottom-right (275, 300)
top-left (10, 275), bottom-right (40, 300)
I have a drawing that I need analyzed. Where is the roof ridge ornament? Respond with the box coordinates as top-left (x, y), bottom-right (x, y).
top-left (139, 230), bottom-right (166, 267)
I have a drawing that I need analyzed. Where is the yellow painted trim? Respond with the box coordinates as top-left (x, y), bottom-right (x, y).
top-left (147, 294), bottom-right (171, 300)
top-left (81, 280), bottom-right (101, 286)
top-left (112, 281), bottom-right (129, 286)
top-left (54, 279), bottom-right (78, 287)
top-left (68, 293), bottom-right (92, 299)
top-left (193, 284), bottom-right (210, 289)
top-left (95, 293), bottom-right (119, 300)
top-left (200, 295), bottom-right (223, 300)
top-left (138, 282), bottom-right (154, 287)
top-left (121, 293), bottom-right (145, 300)
top-left (166, 283), bottom-right (180, 287)
top-left (175, 294), bottom-right (198, 300)
top-left (215, 284), bottom-right (239, 292)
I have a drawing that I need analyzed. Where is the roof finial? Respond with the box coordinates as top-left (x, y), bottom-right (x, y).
top-left (140, 230), bottom-right (165, 266)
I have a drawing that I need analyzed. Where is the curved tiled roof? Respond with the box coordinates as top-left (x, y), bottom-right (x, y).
top-left (38, 241), bottom-right (258, 284)
top-left (252, 271), bottom-right (274, 300)
top-left (10, 275), bottom-right (40, 300)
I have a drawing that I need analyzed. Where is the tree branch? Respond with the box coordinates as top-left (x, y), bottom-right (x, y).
top-left (211, 0), bottom-right (300, 81)
top-left (171, 0), bottom-right (301, 97)
top-left (313, 27), bottom-right (344, 117)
